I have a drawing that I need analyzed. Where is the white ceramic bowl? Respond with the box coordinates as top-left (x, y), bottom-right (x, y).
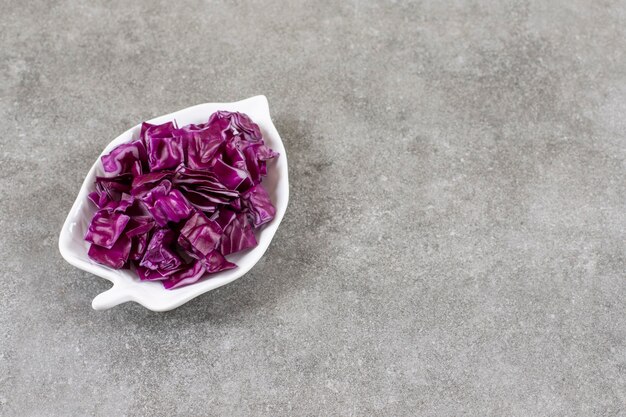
top-left (59, 96), bottom-right (289, 311)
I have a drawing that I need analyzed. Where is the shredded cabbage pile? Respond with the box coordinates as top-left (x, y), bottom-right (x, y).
top-left (84, 111), bottom-right (278, 289)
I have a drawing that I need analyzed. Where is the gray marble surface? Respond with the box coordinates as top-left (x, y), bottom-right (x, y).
top-left (1, 0), bottom-right (625, 415)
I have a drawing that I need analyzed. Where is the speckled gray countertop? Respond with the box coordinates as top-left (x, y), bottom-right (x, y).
top-left (1, 1), bottom-right (625, 415)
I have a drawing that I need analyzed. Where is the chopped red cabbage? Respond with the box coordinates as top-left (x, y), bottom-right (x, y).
top-left (178, 211), bottom-right (223, 258)
top-left (85, 211), bottom-right (130, 249)
top-left (125, 216), bottom-right (155, 261)
top-left (140, 180), bottom-right (194, 226)
top-left (220, 212), bottom-right (257, 255)
top-left (139, 229), bottom-right (183, 277)
top-left (242, 184), bottom-right (276, 228)
top-left (101, 140), bottom-right (147, 177)
top-left (212, 159), bottom-right (252, 191)
top-left (144, 122), bottom-right (185, 171)
top-left (86, 110), bottom-right (278, 289)
top-left (88, 234), bottom-right (132, 269)
top-left (178, 120), bottom-right (228, 170)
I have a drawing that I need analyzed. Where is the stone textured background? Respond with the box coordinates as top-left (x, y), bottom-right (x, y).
top-left (1, 0), bottom-right (625, 415)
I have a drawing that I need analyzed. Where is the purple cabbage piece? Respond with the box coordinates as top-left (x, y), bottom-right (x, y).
top-left (161, 260), bottom-right (206, 289)
top-left (222, 130), bottom-right (277, 184)
top-left (175, 188), bottom-right (219, 213)
top-left (178, 211), bottom-right (223, 258)
top-left (212, 111), bottom-right (263, 142)
top-left (136, 265), bottom-right (172, 281)
top-left (244, 143), bottom-right (279, 183)
top-left (254, 143), bottom-right (279, 161)
top-left (153, 188), bottom-right (193, 225)
top-left (139, 229), bottom-right (183, 277)
top-left (214, 208), bottom-right (237, 230)
top-left (212, 158), bottom-right (252, 191)
top-left (90, 175), bottom-right (132, 207)
top-left (129, 232), bottom-right (150, 262)
top-left (223, 139), bottom-right (248, 171)
top-left (161, 251), bottom-right (236, 289)
top-left (229, 198), bottom-right (242, 211)
top-left (173, 166), bottom-right (239, 211)
top-left (131, 171), bottom-right (173, 197)
top-left (220, 212), bottom-right (257, 255)
top-left (88, 191), bottom-right (109, 209)
top-left (88, 234), bottom-right (132, 269)
top-left (140, 121), bottom-right (182, 171)
top-left (203, 250), bottom-right (236, 273)
top-left (178, 119), bottom-right (229, 170)
top-left (125, 216), bottom-right (155, 262)
top-left (145, 124), bottom-right (185, 171)
top-left (141, 180), bottom-right (194, 226)
top-left (101, 140), bottom-right (147, 177)
top-left (140, 121), bottom-right (177, 144)
top-left (97, 193), bottom-right (134, 213)
top-left (125, 215), bottom-right (155, 236)
top-left (85, 211), bottom-right (130, 249)
top-left (242, 184), bottom-right (276, 227)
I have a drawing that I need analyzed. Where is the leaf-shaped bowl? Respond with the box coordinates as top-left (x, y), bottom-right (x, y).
top-left (58, 96), bottom-right (289, 311)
